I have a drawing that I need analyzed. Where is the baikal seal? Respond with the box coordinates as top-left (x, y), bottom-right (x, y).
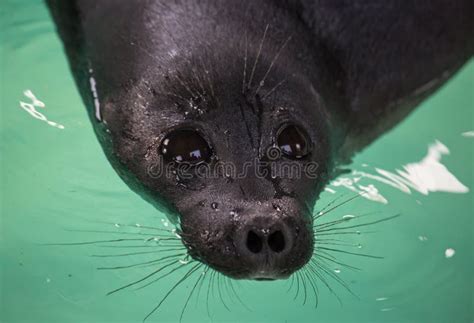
top-left (47, 0), bottom-right (473, 280)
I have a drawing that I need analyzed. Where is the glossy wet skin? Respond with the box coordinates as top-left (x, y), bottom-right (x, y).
top-left (47, 0), bottom-right (472, 280)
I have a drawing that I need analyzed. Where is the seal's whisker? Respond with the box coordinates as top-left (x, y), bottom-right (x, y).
top-left (179, 265), bottom-right (206, 323)
top-left (262, 79), bottom-right (286, 100)
top-left (242, 30), bottom-right (248, 94)
top-left (315, 249), bottom-right (338, 260)
top-left (314, 211), bottom-right (379, 229)
top-left (223, 276), bottom-right (235, 307)
top-left (315, 238), bottom-right (353, 243)
top-left (228, 279), bottom-right (252, 312)
top-left (317, 214), bottom-right (401, 233)
top-left (247, 24), bottom-right (269, 90)
top-left (314, 194), bottom-right (348, 216)
top-left (217, 272), bottom-right (231, 312)
top-left (42, 238), bottom-right (147, 246)
top-left (302, 267), bottom-right (320, 308)
top-left (286, 273), bottom-right (295, 293)
top-left (299, 271), bottom-right (308, 306)
top-left (206, 270), bottom-right (217, 319)
top-left (315, 241), bottom-right (362, 248)
top-left (99, 243), bottom-right (184, 249)
top-left (315, 231), bottom-right (377, 236)
top-left (312, 260), bottom-right (358, 299)
top-left (194, 266), bottom-right (209, 308)
top-left (143, 263), bottom-right (202, 322)
top-left (255, 34), bottom-right (293, 95)
top-left (317, 246), bottom-right (383, 259)
top-left (162, 91), bottom-right (188, 101)
top-left (136, 262), bottom-right (191, 291)
top-left (97, 253), bottom-right (187, 271)
top-left (175, 74), bottom-right (200, 99)
top-left (107, 258), bottom-right (183, 296)
top-left (88, 221), bottom-right (180, 235)
top-left (91, 247), bottom-right (186, 258)
top-left (293, 270), bottom-right (301, 301)
top-left (307, 261), bottom-right (342, 305)
top-left (198, 56), bottom-right (217, 105)
top-left (313, 193), bottom-right (362, 221)
top-left (64, 229), bottom-right (174, 238)
top-left (313, 253), bottom-right (361, 271)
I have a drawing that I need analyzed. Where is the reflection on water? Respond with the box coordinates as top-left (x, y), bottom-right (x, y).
top-left (18, 89), bottom-right (65, 129)
top-left (329, 141), bottom-right (469, 204)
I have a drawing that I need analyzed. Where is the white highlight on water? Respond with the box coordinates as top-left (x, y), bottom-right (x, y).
top-left (19, 90), bottom-right (64, 129)
top-left (330, 141), bottom-right (469, 203)
top-left (461, 130), bottom-right (474, 138)
top-left (444, 248), bottom-right (455, 258)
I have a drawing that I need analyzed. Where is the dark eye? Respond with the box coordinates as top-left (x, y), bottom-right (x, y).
top-left (277, 124), bottom-right (310, 159)
top-left (160, 129), bottom-right (212, 164)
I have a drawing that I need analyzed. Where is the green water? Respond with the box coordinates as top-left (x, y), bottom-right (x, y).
top-left (1, 1), bottom-right (473, 322)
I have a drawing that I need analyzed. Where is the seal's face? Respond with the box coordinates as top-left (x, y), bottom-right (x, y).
top-left (100, 55), bottom-right (332, 279)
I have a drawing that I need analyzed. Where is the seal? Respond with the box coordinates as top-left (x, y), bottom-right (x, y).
top-left (47, 0), bottom-right (473, 280)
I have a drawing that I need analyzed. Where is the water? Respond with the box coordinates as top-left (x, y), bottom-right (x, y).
top-left (1, 1), bottom-right (473, 322)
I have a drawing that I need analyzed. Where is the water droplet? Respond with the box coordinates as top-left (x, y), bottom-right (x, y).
top-left (445, 248), bottom-right (455, 258)
top-left (114, 223), bottom-right (120, 228)
top-left (376, 297), bottom-right (388, 301)
top-left (342, 214), bottom-right (355, 220)
top-left (334, 268), bottom-right (341, 274)
top-left (179, 258), bottom-right (190, 265)
top-left (418, 235), bottom-right (428, 241)
top-left (135, 223), bottom-right (141, 228)
top-left (357, 244), bottom-right (363, 249)
top-left (211, 202), bottom-right (218, 210)
top-left (46, 278), bottom-right (51, 283)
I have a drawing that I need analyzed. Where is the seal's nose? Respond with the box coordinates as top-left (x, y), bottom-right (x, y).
top-left (235, 217), bottom-right (295, 279)
top-left (245, 228), bottom-right (288, 254)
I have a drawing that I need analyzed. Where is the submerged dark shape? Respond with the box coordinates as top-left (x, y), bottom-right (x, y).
top-left (47, 0), bottom-right (473, 280)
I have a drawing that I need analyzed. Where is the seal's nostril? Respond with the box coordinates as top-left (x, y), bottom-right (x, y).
top-left (246, 230), bottom-right (263, 254)
top-left (268, 230), bottom-right (286, 253)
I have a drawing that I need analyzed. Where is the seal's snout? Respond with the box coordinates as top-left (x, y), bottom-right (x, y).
top-left (229, 215), bottom-right (311, 280)
top-left (237, 218), bottom-right (293, 279)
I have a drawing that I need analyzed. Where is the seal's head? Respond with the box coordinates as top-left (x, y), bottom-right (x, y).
top-left (100, 55), bottom-right (333, 279)
top-left (80, 4), bottom-right (338, 280)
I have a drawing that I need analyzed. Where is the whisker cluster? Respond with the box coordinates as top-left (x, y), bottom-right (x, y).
top-left (45, 220), bottom-right (247, 322)
top-left (287, 193), bottom-right (400, 307)
top-left (45, 190), bottom-right (398, 321)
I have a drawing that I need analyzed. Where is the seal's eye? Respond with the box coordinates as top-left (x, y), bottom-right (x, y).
top-left (277, 124), bottom-right (310, 159)
top-left (160, 129), bottom-right (212, 164)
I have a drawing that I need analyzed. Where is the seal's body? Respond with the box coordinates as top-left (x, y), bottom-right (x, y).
top-left (47, 0), bottom-right (473, 279)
